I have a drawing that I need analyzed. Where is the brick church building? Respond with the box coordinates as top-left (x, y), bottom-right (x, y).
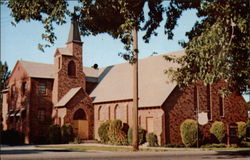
top-left (2, 19), bottom-right (249, 145)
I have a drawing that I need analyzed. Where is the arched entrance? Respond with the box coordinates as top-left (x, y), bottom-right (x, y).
top-left (72, 109), bottom-right (88, 139)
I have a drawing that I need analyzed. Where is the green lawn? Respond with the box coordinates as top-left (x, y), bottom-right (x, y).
top-left (36, 144), bottom-right (250, 152)
top-left (36, 145), bottom-right (169, 152)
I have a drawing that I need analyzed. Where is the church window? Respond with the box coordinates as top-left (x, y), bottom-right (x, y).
top-left (38, 109), bottom-right (46, 122)
top-left (98, 106), bottom-right (101, 120)
top-left (219, 96), bottom-right (225, 117)
top-left (38, 83), bottom-right (46, 95)
top-left (73, 109), bottom-right (87, 120)
top-left (11, 85), bottom-right (16, 97)
top-left (68, 60), bottom-right (76, 76)
top-left (58, 57), bottom-right (61, 69)
top-left (21, 82), bottom-right (27, 95)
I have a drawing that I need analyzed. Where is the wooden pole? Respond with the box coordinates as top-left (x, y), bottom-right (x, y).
top-left (196, 85), bottom-right (199, 148)
top-left (132, 26), bottom-right (139, 151)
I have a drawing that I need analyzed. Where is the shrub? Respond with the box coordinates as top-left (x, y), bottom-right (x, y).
top-left (246, 120), bottom-right (250, 141)
top-left (146, 132), bottom-right (158, 147)
top-left (72, 137), bottom-right (81, 144)
top-left (127, 127), bottom-right (146, 145)
top-left (98, 120), bottom-right (111, 144)
top-left (33, 134), bottom-right (48, 144)
top-left (200, 143), bottom-right (226, 148)
top-left (0, 129), bottom-right (24, 145)
top-left (164, 143), bottom-right (185, 148)
top-left (236, 121), bottom-right (247, 141)
top-left (210, 121), bottom-right (226, 143)
top-left (48, 124), bottom-right (61, 144)
top-left (108, 119), bottom-right (127, 145)
top-left (61, 123), bottom-right (74, 144)
top-left (180, 119), bottom-right (198, 147)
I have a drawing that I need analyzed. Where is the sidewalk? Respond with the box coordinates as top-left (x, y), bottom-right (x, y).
top-left (1, 143), bottom-right (249, 152)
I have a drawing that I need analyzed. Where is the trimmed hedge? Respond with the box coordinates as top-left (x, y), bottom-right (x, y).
top-left (108, 120), bottom-right (127, 145)
top-left (210, 121), bottom-right (225, 143)
top-left (246, 120), bottom-right (250, 141)
top-left (61, 123), bottom-right (74, 144)
top-left (236, 121), bottom-right (247, 141)
top-left (98, 120), bottom-right (127, 145)
top-left (127, 127), bottom-right (146, 145)
top-left (48, 124), bottom-right (61, 144)
top-left (98, 120), bottom-right (111, 144)
top-left (0, 129), bottom-right (24, 145)
top-left (146, 132), bottom-right (158, 147)
top-left (180, 119), bottom-right (198, 147)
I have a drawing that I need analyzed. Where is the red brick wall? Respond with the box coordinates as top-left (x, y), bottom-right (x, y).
top-left (94, 101), bottom-right (165, 145)
top-left (162, 81), bottom-right (248, 145)
top-left (53, 42), bottom-right (86, 103)
top-left (29, 78), bottom-right (53, 143)
top-left (63, 89), bottom-right (94, 139)
top-left (3, 62), bottom-right (31, 143)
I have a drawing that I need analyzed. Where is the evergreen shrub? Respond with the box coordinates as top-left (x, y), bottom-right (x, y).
top-left (236, 121), bottom-right (247, 142)
top-left (48, 124), bottom-right (61, 144)
top-left (61, 123), bottom-right (74, 143)
top-left (146, 132), bottom-right (158, 147)
top-left (108, 119), bottom-right (127, 145)
top-left (127, 127), bottom-right (146, 145)
top-left (210, 121), bottom-right (226, 143)
top-left (98, 120), bottom-right (111, 144)
top-left (0, 129), bottom-right (24, 145)
top-left (246, 120), bottom-right (250, 141)
top-left (180, 119), bottom-right (198, 147)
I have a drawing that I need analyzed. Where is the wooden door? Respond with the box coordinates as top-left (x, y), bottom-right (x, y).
top-left (146, 117), bottom-right (154, 133)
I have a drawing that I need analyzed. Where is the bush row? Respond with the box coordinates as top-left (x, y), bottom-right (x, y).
top-left (0, 129), bottom-right (24, 145)
top-left (48, 123), bottom-right (74, 144)
top-left (98, 120), bottom-right (158, 146)
top-left (180, 119), bottom-right (250, 147)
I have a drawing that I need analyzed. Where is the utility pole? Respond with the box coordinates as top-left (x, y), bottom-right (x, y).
top-left (196, 85), bottom-right (199, 148)
top-left (132, 26), bottom-right (139, 151)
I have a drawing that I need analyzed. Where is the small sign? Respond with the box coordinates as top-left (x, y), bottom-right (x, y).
top-left (198, 112), bottom-right (208, 125)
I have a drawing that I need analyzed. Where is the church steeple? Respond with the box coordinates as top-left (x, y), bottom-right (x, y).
top-left (67, 15), bottom-right (82, 44)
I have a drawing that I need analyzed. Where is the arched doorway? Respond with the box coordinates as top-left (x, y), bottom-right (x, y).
top-left (72, 109), bottom-right (88, 139)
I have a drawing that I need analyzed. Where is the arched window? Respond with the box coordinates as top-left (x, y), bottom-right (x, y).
top-left (114, 105), bottom-right (118, 119)
top-left (68, 60), bottom-right (76, 76)
top-left (98, 106), bottom-right (102, 120)
top-left (73, 109), bottom-right (87, 120)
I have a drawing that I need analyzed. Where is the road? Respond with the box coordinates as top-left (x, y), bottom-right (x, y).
top-left (1, 145), bottom-right (250, 160)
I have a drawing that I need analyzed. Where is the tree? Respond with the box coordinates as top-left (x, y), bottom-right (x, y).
top-left (0, 61), bottom-right (10, 106)
top-left (4, 0), bottom-right (249, 148)
top-left (0, 61), bottom-right (10, 130)
top-left (4, 0), bottom-right (166, 151)
top-left (164, 0), bottom-right (250, 93)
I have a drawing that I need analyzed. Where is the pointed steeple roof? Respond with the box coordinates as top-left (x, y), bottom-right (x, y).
top-left (67, 15), bottom-right (82, 44)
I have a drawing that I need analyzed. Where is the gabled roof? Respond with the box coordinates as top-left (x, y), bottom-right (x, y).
top-left (19, 61), bottom-right (54, 79)
top-left (56, 48), bottom-right (73, 56)
top-left (18, 61), bottom-right (99, 80)
top-left (55, 87), bottom-right (82, 107)
top-left (90, 50), bottom-right (185, 108)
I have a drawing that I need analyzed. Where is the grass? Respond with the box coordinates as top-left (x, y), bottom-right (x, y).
top-left (37, 145), bottom-right (135, 152)
top-left (36, 144), bottom-right (250, 152)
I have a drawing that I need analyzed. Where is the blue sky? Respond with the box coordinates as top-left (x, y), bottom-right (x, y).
top-left (1, 2), bottom-right (197, 70)
top-left (1, 3), bottom-right (249, 101)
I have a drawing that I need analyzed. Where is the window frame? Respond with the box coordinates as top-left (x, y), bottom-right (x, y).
top-left (38, 83), bottom-right (47, 95)
top-left (37, 109), bottom-right (46, 122)
top-left (68, 60), bottom-right (76, 77)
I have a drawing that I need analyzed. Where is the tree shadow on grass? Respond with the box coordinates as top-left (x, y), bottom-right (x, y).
top-left (1, 148), bottom-right (86, 155)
